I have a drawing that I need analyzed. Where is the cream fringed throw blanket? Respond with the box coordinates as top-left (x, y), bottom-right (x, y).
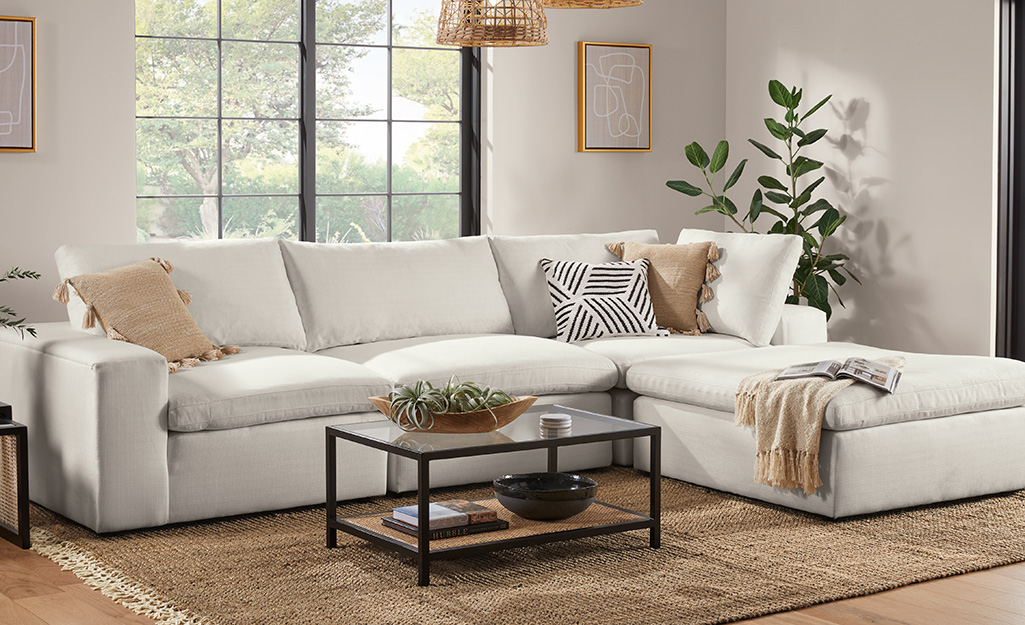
top-left (735, 356), bottom-right (906, 494)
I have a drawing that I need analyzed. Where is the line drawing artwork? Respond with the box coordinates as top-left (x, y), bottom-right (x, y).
top-left (0, 23), bottom-right (26, 137)
top-left (586, 50), bottom-right (647, 148)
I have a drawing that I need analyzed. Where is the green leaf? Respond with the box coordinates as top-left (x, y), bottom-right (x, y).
top-left (785, 109), bottom-right (794, 124)
top-left (709, 140), bottom-right (729, 174)
top-left (695, 204), bottom-right (722, 215)
top-left (823, 213), bottom-right (847, 237)
top-left (828, 268), bottom-right (847, 286)
top-left (800, 176), bottom-right (826, 198)
top-left (757, 175), bottom-right (788, 191)
top-left (843, 266), bottom-right (862, 285)
top-left (785, 295), bottom-right (801, 305)
top-left (760, 205), bottom-right (788, 220)
top-left (801, 231), bottom-right (819, 249)
top-left (764, 118), bottom-right (790, 141)
top-left (793, 158), bottom-right (824, 178)
top-left (803, 94), bottom-right (833, 120)
top-left (723, 159), bottom-right (747, 191)
top-left (768, 221), bottom-right (785, 234)
top-left (765, 191), bottom-right (792, 205)
top-left (802, 198), bottom-right (832, 215)
top-left (749, 189), bottom-right (763, 222)
top-left (817, 208), bottom-right (840, 236)
top-left (715, 196), bottom-right (739, 215)
top-left (748, 139), bottom-right (783, 161)
top-left (791, 191), bottom-right (812, 209)
top-left (685, 142), bottom-right (710, 169)
top-left (798, 128), bottom-right (828, 147)
top-left (791, 127), bottom-right (806, 138)
top-left (666, 180), bottom-right (704, 196)
top-left (768, 80), bottom-right (791, 108)
top-left (791, 87), bottom-right (803, 109)
top-left (804, 274), bottom-right (829, 305)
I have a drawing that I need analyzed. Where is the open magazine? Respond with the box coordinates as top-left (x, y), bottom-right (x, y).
top-left (774, 357), bottom-right (901, 394)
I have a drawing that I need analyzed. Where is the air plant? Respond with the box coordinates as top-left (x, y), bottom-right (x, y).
top-left (388, 376), bottom-right (516, 431)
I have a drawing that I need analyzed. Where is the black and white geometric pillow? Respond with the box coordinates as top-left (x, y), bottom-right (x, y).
top-left (539, 258), bottom-right (666, 343)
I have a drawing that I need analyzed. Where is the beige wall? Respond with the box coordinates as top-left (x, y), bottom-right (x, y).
top-left (485, 1), bottom-right (729, 242)
top-left (0, 0), bottom-right (136, 324)
top-left (725, 0), bottom-right (997, 356)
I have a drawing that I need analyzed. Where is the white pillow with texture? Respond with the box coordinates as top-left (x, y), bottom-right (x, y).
top-left (55, 239), bottom-right (307, 350)
top-left (675, 229), bottom-right (802, 347)
top-left (280, 237), bottom-right (514, 351)
top-left (489, 229), bottom-right (660, 338)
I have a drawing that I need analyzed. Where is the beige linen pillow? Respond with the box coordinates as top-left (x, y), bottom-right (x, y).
top-left (53, 258), bottom-right (240, 373)
top-left (607, 241), bottom-right (720, 335)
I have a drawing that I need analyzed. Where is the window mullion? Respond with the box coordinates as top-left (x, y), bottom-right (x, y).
top-left (300, 0), bottom-right (316, 242)
top-left (216, 0), bottom-right (223, 239)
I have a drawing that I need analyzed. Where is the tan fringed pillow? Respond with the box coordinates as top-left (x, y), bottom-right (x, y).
top-left (607, 241), bottom-right (720, 335)
top-left (53, 258), bottom-right (240, 373)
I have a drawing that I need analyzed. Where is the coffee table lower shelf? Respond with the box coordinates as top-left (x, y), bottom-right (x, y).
top-left (331, 498), bottom-right (654, 562)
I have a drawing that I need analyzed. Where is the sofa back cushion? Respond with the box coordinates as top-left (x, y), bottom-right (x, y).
top-left (280, 237), bottom-right (514, 351)
top-left (55, 239), bottom-right (307, 350)
top-left (489, 230), bottom-right (660, 337)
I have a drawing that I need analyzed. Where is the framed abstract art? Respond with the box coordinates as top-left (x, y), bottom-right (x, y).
top-left (0, 16), bottom-right (35, 153)
top-left (577, 41), bottom-right (651, 152)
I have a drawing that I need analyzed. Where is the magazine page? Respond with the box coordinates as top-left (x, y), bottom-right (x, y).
top-left (839, 357), bottom-right (900, 393)
top-left (775, 360), bottom-right (842, 381)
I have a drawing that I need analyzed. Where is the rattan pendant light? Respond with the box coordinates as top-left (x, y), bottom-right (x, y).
top-left (437, 0), bottom-right (549, 47)
top-left (543, 0), bottom-right (642, 7)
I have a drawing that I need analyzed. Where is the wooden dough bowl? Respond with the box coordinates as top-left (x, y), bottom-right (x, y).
top-left (368, 395), bottom-right (538, 433)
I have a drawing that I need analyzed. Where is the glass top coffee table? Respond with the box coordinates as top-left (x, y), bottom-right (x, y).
top-left (326, 404), bottom-right (661, 586)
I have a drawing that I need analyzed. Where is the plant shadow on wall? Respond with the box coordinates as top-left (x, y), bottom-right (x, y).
top-left (667, 80), bottom-right (858, 319)
top-left (821, 98), bottom-right (935, 347)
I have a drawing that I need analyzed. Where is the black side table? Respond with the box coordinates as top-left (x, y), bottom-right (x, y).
top-left (0, 403), bottom-right (29, 549)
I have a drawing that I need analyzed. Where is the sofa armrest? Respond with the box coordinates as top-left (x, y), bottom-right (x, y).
top-left (770, 304), bottom-right (828, 345)
top-left (0, 322), bottom-right (170, 532)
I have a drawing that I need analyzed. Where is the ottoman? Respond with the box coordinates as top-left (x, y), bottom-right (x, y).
top-left (627, 342), bottom-right (1025, 517)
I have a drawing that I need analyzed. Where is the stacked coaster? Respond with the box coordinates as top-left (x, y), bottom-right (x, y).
top-left (540, 413), bottom-right (572, 438)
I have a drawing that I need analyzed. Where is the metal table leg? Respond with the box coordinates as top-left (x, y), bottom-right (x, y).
top-left (326, 432), bottom-right (337, 549)
top-left (649, 430), bottom-right (661, 549)
top-left (417, 457), bottom-right (431, 586)
top-left (547, 446), bottom-right (559, 473)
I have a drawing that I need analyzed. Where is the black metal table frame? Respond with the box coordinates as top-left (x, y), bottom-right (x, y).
top-left (326, 417), bottom-right (661, 586)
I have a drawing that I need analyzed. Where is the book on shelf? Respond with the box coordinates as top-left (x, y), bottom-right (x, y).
top-left (382, 517), bottom-right (510, 540)
top-left (392, 499), bottom-right (498, 530)
top-left (774, 357), bottom-right (901, 394)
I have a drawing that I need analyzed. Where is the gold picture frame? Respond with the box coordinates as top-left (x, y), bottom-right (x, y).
top-left (577, 41), bottom-right (651, 152)
top-left (0, 16), bottom-right (36, 153)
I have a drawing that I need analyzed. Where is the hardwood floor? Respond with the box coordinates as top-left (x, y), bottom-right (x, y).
top-left (2, 535), bottom-right (1024, 624)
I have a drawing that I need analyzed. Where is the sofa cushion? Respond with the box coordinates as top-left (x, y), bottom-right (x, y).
top-left (168, 347), bottom-right (393, 432)
top-left (321, 334), bottom-right (619, 395)
top-left (280, 237), bottom-right (514, 351)
top-left (56, 239), bottom-right (306, 350)
top-left (579, 333), bottom-right (755, 388)
top-left (676, 229), bottom-right (802, 347)
top-left (626, 343), bottom-right (1025, 431)
top-left (489, 230), bottom-right (659, 338)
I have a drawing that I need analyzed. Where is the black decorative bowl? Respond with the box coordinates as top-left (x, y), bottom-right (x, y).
top-left (493, 472), bottom-right (598, 520)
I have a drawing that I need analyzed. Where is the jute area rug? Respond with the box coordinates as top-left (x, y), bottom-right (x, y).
top-left (29, 467), bottom-right (1025, 625)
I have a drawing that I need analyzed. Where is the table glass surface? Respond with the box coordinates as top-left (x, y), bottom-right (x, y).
top-left (330, 405), bottom-right (654, 454)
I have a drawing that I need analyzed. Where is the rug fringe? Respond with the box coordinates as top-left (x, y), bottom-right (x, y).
top-left (31, 527), bottom-right (214, 625)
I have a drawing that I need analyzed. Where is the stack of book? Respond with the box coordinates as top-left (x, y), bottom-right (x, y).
top-left (383, 500), bottom-right (509, 539)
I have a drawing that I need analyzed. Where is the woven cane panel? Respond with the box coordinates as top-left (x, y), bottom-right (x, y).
top-left (345, 499), bottom-right (645, 551)
top-left (437, 0), bottom-right (548, 47)
top-left (544, 0), bottom-right (642, 7)
top-left (0, 436), bottom-right (18, 528)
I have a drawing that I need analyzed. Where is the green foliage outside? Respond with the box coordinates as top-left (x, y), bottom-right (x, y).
top-left (666, 80), bottom-right (859, 319)
top-left (0, 268), bottom-right (40, 338)
top-left (135, 0), bottom-right (460, 243)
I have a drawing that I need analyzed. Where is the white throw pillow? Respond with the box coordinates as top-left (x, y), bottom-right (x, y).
top-left (539, 258), bottom-right (663, 342)
top-left (55, 239), bottom-right (307, 350)
top-left (280, 237), bottom-right (514, 351)
top-left (489, 229), bottom-right (660, 338)
top-left (675, 229), bottom-right (802, 347)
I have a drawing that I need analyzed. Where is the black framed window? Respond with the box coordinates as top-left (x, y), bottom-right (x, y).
top-left (134, 0), bottom-right (479, 243)
top-left (999, 0), bottom-right (1025, 358)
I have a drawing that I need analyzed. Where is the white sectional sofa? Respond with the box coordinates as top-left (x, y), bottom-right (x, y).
top-left (0, 228), bottom-right (863, 534)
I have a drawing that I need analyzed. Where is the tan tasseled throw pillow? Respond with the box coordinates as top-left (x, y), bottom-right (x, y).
top-left (53, 258), bottom-right (240, 373)
top-left (607, 241), bottom-right (720, 335)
